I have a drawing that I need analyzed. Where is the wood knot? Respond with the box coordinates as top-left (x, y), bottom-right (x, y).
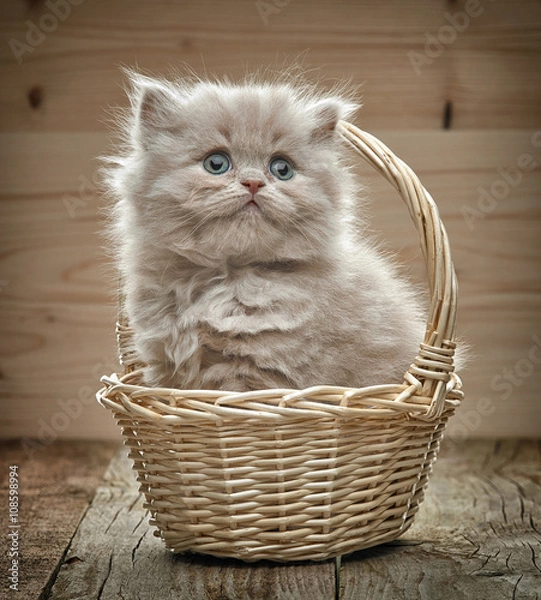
top-left (28, 85), bottom-right (44, 110)
top-left (26, 0), bottom-right (46, 10)
top-left (443, 100), bottom-right (453, 130)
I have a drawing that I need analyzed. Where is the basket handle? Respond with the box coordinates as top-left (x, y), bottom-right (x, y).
top-left (338, 121), bottom-right (459, 414)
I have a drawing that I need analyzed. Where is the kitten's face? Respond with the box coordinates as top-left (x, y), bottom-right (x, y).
top-left (123, 79), bottom-right (354, 265)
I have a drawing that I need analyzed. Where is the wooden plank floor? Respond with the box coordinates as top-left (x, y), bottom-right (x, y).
top-left (0, 440), bottom-right (118, 599)
top-left (1, 440), bottom-right (540, 599)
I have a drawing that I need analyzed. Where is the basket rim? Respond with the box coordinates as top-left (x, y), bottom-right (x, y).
top-left (97, 368), bottom-right (463, 423)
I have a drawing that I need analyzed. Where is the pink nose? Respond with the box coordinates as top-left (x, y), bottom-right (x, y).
top-left (241, 179), bottom-right (265, 196)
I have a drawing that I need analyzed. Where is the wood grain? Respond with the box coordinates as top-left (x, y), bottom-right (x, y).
top-left (0, 0), bottom-right (539, 132)
top-left (340, 440), bottom-right (541, 599)
top-left (0, 439), bottom-right (118, 599)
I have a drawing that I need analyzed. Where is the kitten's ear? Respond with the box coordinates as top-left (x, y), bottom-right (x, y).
top-left (127, 73), bottom-right (183, 146)
top-left (309, 98), bottom-right (357, 142)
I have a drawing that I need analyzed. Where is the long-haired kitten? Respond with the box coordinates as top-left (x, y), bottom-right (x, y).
top-left (104, 72), bottom-right (428, 392)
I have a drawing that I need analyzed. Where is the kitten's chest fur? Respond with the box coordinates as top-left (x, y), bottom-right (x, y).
top-left (168, 261), bottom-right (320, 390)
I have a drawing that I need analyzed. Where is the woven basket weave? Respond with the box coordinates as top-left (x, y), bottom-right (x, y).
top-left (97, 121), bottom-right (463, 562)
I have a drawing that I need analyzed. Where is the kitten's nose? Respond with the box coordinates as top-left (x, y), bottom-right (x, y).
top-left (241, 179), bottom-right (265, 196)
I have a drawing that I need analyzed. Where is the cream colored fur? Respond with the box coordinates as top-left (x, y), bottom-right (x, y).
top-left (104, 73), bottom-right (427, 391)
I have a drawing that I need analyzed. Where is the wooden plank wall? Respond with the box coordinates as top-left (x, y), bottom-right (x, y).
top-left (0, 0), bottom-right (540, 442)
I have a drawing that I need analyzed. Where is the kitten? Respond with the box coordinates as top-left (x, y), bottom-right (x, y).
top-left (104, 72), bottom-right (427, 392)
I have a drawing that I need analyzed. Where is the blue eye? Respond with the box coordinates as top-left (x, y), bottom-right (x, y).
top-left (203, 152), bottom-right (231, 175)
top-left (269, 157), bottom-right (295, 181)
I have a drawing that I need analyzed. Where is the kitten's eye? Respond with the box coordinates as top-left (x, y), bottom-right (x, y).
top-left (269, 157), bottom-right (295, 181)
top-left (203, 152), bottom-right (231, 175)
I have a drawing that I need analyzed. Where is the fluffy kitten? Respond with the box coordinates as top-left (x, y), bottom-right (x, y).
top-left (105, 72), bottom-right (427, 392)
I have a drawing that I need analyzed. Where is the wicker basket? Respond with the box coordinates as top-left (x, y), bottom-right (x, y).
top-left (97, 121), bottom-right (463, 563)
